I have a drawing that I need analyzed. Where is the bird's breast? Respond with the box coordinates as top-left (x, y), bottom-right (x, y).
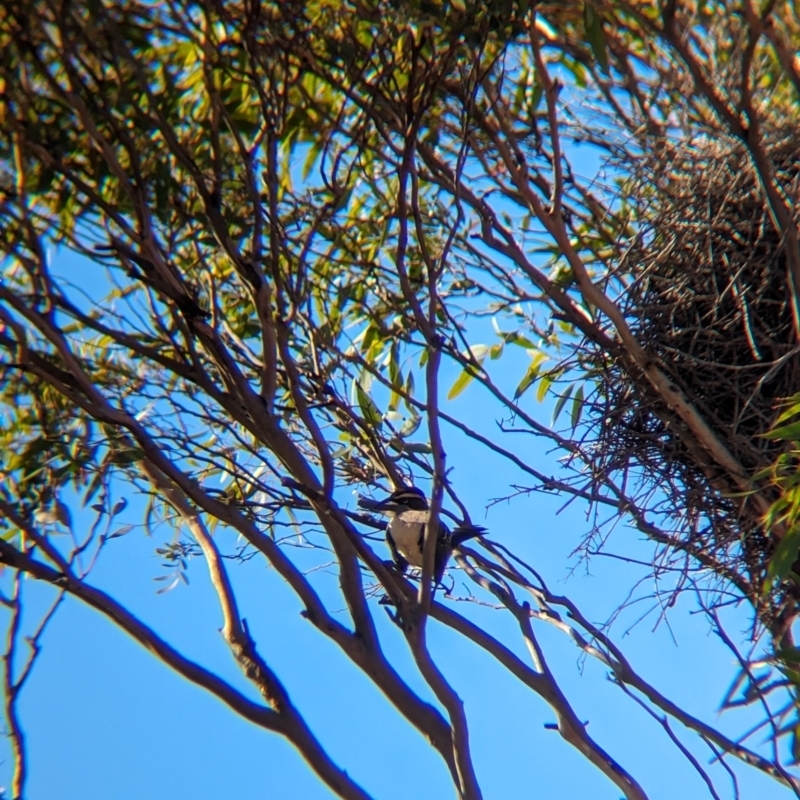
top-left (389, 517), bottom-right (426, 567)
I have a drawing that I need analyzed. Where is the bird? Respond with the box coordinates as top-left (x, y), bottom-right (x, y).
top-left (361, 486), bottom-right (487, 588)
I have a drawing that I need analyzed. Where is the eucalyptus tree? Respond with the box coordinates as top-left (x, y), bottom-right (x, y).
top-left (1, 1), bottom-right (799, 798)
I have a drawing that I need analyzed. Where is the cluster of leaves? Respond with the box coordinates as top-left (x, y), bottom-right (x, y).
top-left (762, 398), bottom-right (800, 595)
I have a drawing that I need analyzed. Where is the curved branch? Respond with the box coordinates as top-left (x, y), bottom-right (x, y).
top-left (0, 536), bottom-right (376, 800)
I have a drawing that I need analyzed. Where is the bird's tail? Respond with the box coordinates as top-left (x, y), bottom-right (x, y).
top-left (450, 525), bottom-right (487, 548)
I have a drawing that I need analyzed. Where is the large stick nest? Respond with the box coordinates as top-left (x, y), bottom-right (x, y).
top-left (592, 130), bottom-right (800, 597)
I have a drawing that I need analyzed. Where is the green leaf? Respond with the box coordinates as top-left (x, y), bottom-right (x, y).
top-left (82, 472), bottom-right (103, 507)
top-left (405, 371), bottom-right (415, 401)
top-left (361, 324), bottom-right (379, 351)
top-left (584, 3), bottom-right (609, 76)
top-left (528, 82), bottom-right (543, 113)
top-left (504, 332), bottom-right (538, 349)
top-left (793, 724), bottom-right (800, 765)
top-left (570, 384), bottom-right (585, 430)
top-left (109, 447), bottom-right (145, 465)
top-left (514, 350), bottom-right (548, 400)
top-left (55, 499), bottom-right (73, 530)
top-left (448, 367), bottom-right (478, 400)
top-left (764, 525), bottom-right (800, 594)
top-left (448, 345), bottom-right (489, 400)
top-left (763, 421), bottom-right (800, 441)
top-left (552, 384), bottom-right (573, 424)
top-left (536, 374), bottom-right (552, 403)
top-left (514, 363), bottom-right (539, 400)
top-left (775, 395), bottom-right (800, 424)
top-left (776, 647), bottom-right (800, 664)
top-left (388, 352), bottom-right (403, 412)
top-left (0, 528), bottom-right (21, 545)
top-left (468, 344), bottom-right (490, 361)
top-left (355, 382), bottom-right (382, 429)
top-left (302, 139), bottom-right (324, 181)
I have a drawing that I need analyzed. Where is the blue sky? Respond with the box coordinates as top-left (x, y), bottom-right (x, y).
top-left (10, 424), bottom-right (791, 800)
top-left (2, 250), bottom-right (791, 800)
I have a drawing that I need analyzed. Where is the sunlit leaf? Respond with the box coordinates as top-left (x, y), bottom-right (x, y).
top-left (448, 367), bottom-right (478, 400)
top-left (448, 344), bottom-right (489, 400)
top-left (355, 381), bottom-right (383, 429)
top-left (536, 374), bottom-right (552, 403)
top-left (399, 415), bottom-right (422, 438)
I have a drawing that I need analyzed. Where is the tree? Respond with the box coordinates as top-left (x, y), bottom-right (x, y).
top-left (1, 1), bottom-right (799, 798)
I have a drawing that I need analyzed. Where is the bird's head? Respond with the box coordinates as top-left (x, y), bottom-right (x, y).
top-left (364, 485), bottom-right (429, 515)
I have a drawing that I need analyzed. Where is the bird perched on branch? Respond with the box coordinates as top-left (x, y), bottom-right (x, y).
top-left (360, 486), bottom-right (487, 588)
